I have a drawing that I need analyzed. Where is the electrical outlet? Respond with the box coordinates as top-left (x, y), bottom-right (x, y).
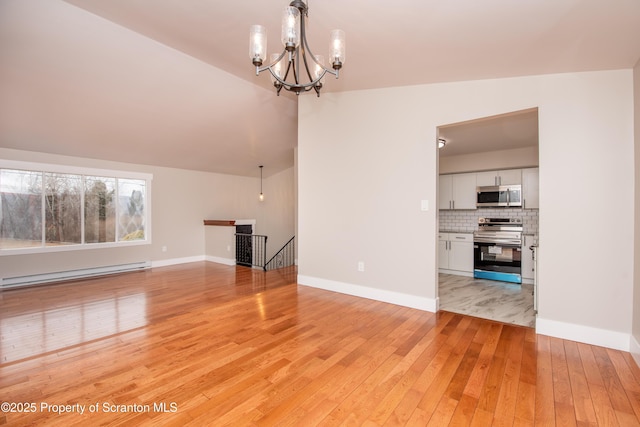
top-left (227, 245), bottom-right (231, 252)
top-left (358, 261), bottom-right (365, 272)
top-left (162, 246), bottom-right (167, 252)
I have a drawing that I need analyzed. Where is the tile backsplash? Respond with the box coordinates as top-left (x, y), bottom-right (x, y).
top-left (439, 208), bottom-right (539, 235)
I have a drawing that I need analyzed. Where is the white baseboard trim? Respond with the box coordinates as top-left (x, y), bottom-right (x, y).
top-left (536, 317), bottom-right (630, 351)
top-left (297, 275), bottom-right (437, 312)
top-left (204, 255), bottom-right (236, 266)
top-left (630, 335), bottom-right (640, 368)
top-left (1, 261), bottom-right (151, 289)
top-left (151, 255), bottom-right (205, 268)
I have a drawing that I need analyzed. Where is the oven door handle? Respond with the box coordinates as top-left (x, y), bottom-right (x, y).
top-left (473, 238), bottom-right (522, 246)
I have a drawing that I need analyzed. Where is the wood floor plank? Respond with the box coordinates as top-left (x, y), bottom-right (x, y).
top-left (426, 395), bottom-right (458, 426)
top-left (375, 312), bottom-right (458, 425)
top-left (476, 326), bottom-right (513, 414)
top-left (447, 393), bottom-right (478, 426)
top-left (494, 334), bottom-right (525, 425)
top-left (1, 262), bottom-right (640, 426)
top-left (415, 316), bottom-right (480, 420)
top-left (469, 406), bottom-right (494, 426)
top-left (364, 331), bottom-right (439, 424)
top-left (592, 345), bottom-right (637, 418)
top-left (534, 334), bottom-right (556, 425)
top-left (564, 340), bottom-right (598, 424)
top-left (550, 336), bottom-right (578, 425)
top-left (606, 348), bottom-right (640, 421)
top-left (514, 382), bottom-right (536, 425)
top-left (462, 322), bottom-right (503, 400)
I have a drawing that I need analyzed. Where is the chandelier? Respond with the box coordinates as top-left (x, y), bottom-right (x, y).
top-left (249, 0), bottom-right (345, 97)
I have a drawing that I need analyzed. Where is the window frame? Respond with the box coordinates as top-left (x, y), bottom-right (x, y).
top-left (0, 159), bottom-right (152, 256)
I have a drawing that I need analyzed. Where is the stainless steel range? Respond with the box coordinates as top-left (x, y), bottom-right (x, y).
top-left (473, 217), bottom-right (523, 284)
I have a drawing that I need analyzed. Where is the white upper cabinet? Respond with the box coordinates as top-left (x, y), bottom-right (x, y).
top-left (476, 169), bottom-right (522, 186)
top-left (438, 176), bottom-right (453, 210)
top-left (452, 173), bottom-right (477, 209)
top-left (439, 173), bottom-right (476, 210)
top-left (522, 167), bottom-right (539, 209)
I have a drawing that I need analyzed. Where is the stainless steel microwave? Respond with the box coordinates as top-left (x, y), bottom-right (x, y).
top-left (476, 185), bottom-right (522, 208)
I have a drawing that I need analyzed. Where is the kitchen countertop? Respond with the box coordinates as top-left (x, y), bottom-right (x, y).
top-left (440, 230), bottom-right (539, 246)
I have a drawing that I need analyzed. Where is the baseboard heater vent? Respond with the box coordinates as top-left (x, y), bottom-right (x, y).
top-left (1, 261), bottom-right (151, 289)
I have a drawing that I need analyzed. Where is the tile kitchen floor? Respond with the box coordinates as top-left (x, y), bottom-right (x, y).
top-left (438, 273), bottom-right (536, 328)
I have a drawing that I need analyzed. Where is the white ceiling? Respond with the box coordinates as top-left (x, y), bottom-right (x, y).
top-left (1, 0), bottom-right (639, 177)
top-left (438, 108), bottom-right (539, 158)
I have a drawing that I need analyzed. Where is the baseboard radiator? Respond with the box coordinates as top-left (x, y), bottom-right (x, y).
top-left (1, 261), bottom-right (151, 289)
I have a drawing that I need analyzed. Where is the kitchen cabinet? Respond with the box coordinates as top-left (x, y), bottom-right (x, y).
top-left (522, 167), bottom-right (539, 209)
top-left (438, 234), bottom-right (449, 270)
top-left (438, 173), bottom-right (476, 210)
top-left (439, 232), bottom-right (474, 273)
top-left (521, 235), bottom-right (536, 281)
top-left (476, 169), bottom-right (522, 186)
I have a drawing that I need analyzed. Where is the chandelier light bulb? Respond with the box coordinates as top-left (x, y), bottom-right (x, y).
top-left (249, 25), bottom-right (267, 67)
top-left (314, 55), bottom-right (325, 81)
top-left (281, 6), bottom-right (300, 50)
top-left (270, 53), bottom-right (283, 84)
top-left (329, 29), bottom-right (346, 69)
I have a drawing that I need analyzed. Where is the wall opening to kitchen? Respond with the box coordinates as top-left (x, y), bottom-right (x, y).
top-left (436, 108), bottom-right (539, 328)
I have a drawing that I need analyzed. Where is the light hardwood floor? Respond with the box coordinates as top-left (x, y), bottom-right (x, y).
top-left (1, 262), bottom-right (639, 426)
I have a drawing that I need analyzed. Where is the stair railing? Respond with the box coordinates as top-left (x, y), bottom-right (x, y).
top-left (235, 233), bottom-right (268, 269)
top-left (264, 236), bottom-right (295, 271)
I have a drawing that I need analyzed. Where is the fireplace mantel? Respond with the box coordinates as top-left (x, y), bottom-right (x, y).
top-left (203, 220), bottom-right (235, 226)
top-left (203, 219), bottom-right (256, 227)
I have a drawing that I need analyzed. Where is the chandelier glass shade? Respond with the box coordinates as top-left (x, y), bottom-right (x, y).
top-left (250, 0), bottom-right (345, 96)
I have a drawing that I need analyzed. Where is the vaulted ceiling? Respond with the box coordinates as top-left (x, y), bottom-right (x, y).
top-left (1, 0), bottom-right (639, 177)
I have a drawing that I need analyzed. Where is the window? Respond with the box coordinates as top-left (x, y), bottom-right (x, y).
top-left (84, 176), bottom-right (116, 244)
top-left (0, 161), bottom-right (151, 254)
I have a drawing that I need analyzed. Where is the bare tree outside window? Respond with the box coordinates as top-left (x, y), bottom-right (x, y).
top-left (0, 169), bottom-right (42, 249)
top-left (84, 176), bottom-right (116, 243)
top-left (118, 179), bottom-right (145, 241)
top-left (44, 173), bottom-right (82, 245)
top-left (0, 166), bottom-right (149, 251)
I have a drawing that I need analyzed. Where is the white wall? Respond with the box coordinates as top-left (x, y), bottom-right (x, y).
top-left (204, 225), bottom-right (235, 265)
top-left (298, 70), bottom-right (635, 350)
top-left (203, 167), bottom-right (296, 265)
top-left (0, 148), bottom-right (295, 278)
top-left (298, 85), bottom-right (439, 311)
top-left (254, 167), bottom-right (296, 259)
